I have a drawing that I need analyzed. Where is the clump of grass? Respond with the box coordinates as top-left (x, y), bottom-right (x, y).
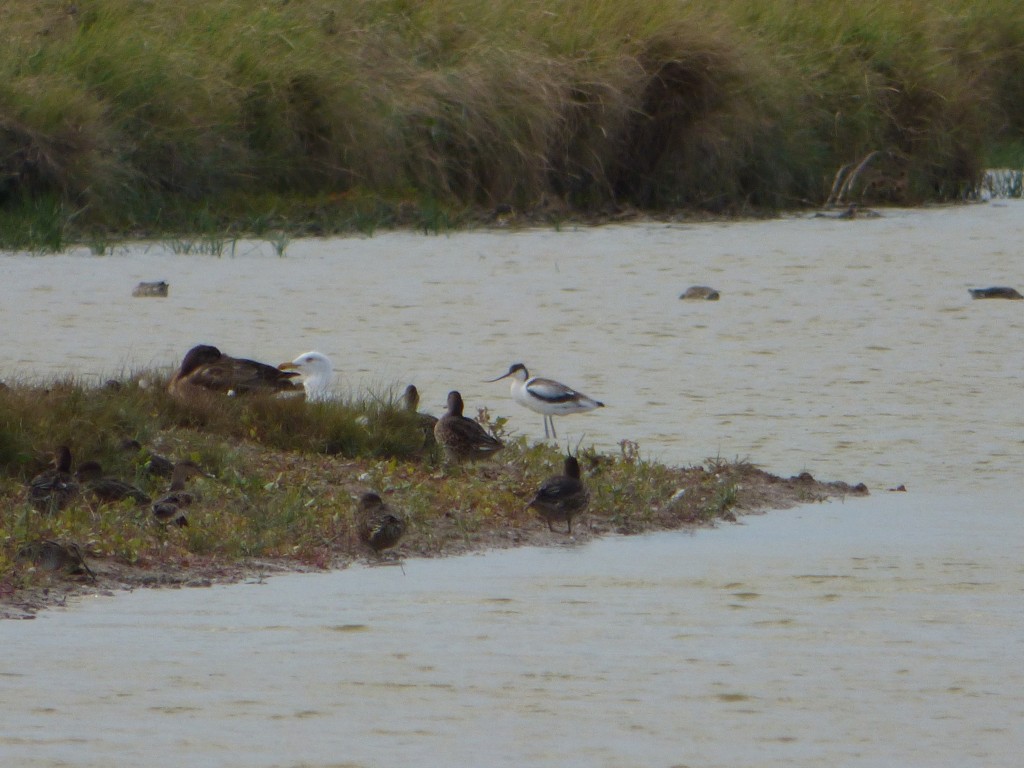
top-left (167, 236), bottom-right (238, 257)
top-left (2, 0), bottom-right (1022, 249)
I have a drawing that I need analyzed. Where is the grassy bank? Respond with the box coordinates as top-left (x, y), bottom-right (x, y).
top-left (2, 0), bottom-right (1023, 248)
top-left (0, 376), bottom-right (866, 615)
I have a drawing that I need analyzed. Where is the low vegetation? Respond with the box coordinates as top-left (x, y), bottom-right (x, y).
top-left (2, 0), bottom-right (1024, 249)
top-left (0, 376), bottom-right (865, 615)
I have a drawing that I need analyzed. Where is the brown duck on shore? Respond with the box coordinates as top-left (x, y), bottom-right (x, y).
top-left (120, 438), bottom-right (175, 478)
top-left (151, 460), bottom-right (210, 526)
top-left (527, 455), bottom-right (589, 534)
top-left (76, 461), bottom-right (151, 505)
top-left (28, 446), bottom-right (80, 514)
top-left (433, 391), bottom-right (504, 463)
top-left (16, 540), bottom-right (95, 579)
top-left (403, 384), bottom-right (438, 448)
top-left (356, 492), bottom-right (406, 554)
top-left (168, 344), bottom-right (301, 398)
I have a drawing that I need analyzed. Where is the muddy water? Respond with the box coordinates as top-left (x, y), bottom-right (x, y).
top-left (2, 203), bottom-right (1022, 490)
top-left (2, 202), bottom-right (1023, 766)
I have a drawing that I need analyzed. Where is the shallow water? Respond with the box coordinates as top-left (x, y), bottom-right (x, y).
top-left (4, 492), bottom-right (1022, 767)
top-left (2, 202), bottom-right (1024, 766)
top-left (3, 203), bottom-right (1023, 490)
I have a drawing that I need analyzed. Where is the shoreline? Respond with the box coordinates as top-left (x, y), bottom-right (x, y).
top-left (1, 455), bottom-right (868, 620)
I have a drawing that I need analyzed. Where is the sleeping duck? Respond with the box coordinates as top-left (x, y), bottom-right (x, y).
top-left (168, 344), bottom-right (301, 398)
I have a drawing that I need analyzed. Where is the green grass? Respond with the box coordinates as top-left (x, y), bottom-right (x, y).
top-left (0, 376), bottom-right (811, 596)
top-left (2, 0), bottom-right (1022, 249)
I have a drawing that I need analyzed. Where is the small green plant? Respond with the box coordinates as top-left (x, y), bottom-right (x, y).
top-left (167, 236), bottom-right (237, 257)
top-left (266, 230), bottom-right (291, 257)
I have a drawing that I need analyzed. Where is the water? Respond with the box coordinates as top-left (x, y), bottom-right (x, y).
top-left (2, 202), bottom-right (1023, 766)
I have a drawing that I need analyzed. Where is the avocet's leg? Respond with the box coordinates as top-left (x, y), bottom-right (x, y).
top-left (549, 415), bottom-right (557, 439)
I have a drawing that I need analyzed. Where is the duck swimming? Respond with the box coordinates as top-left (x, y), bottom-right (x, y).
top-left (968, 287), bottom-right (1023, 300)
top-left (168, 344), bottom-right (301, 398)
top-left (434, 391), bottom-right (504, 463)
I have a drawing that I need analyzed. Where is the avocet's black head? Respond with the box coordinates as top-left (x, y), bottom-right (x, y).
top-left (485, 363), bottom-right (529, 383)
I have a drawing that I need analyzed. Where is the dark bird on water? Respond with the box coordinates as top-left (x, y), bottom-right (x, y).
top-left (28, 446), bottom-right (80, 513)
top-left (151, 460), bottom-right (210, 526)
top-left (968, 286), bottom-right (1023, 300)
top-left (76, 461), bottom-right (151, 505)
top-left (433, 391), bottom-right (504, 463)
top-left (528, 456), bottom-right (590, 534)
top-left (168, 344), bottom-right (301, 398)
top-left (356, 492), bottom-right (406, 553)
top-left (679, 285), bottom-right (720, 301)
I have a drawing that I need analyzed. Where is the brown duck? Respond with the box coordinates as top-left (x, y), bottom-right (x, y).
top-left (356, 492), bottom-right (406, 553)
top-left (76, 461), bottom-right (151, 505)
top-left (168, 344), bottom-right (301, 398)
top-left (28, 446), bottom-right (80, 513)
top-left (151, 461), bottom-right (210, 526)
top-left (404, 384), bottom-right (438, 448)
top-left (433, 391), bottom-right (504, 463)
top-left (16, 540), bottom-right (94, 579)
top-left (527, 456), bottom-right (589, 534)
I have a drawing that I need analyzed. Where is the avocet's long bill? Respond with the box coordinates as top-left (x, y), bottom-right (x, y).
top-left (486, 363), bottom-right (604, 439)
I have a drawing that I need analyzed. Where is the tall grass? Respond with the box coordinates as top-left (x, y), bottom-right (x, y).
top-left (1, 0), bottom-right (1022, 246)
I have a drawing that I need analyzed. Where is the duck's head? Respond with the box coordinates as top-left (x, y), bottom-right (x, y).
top-left (358, 492), bottom-right (385, 512)
top-left (403, 384), bottom-right (420, 411)
top-left (445, 390), bottom-right (465, 417)
top-left (177, 344), bottom-right (223, 376)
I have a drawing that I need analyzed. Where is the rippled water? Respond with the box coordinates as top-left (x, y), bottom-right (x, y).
top-left (2, 202), bottom-right (1023, 766)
